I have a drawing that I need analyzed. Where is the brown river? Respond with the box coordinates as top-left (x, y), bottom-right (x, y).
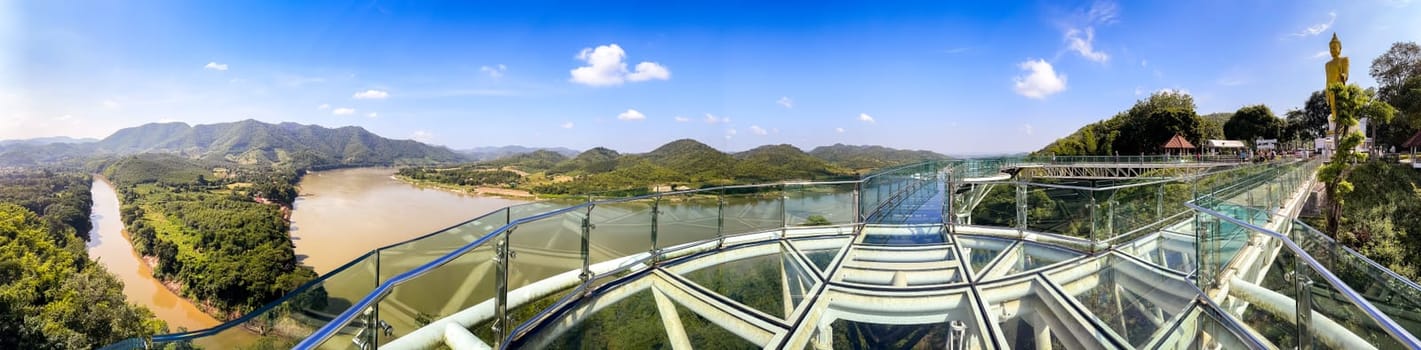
top-left (86, 168), bottom-right (528, 335)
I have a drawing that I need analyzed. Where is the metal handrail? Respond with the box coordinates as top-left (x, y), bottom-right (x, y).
top-left (293, 176), bottom-right (918, 348)
top-left (124, 155), bottom-right (1289, 348)
top-left (1186, 202), bottom-right (1421, 349)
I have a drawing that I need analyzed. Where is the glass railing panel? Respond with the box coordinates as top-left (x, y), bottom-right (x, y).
top-left (1024, 184), bottom-right (1092, 240)
top-left (505, 210), bottom-right (588, 331)
top-left (376, 209), bottom-right (507, 283)
top-left (656, 192), bottom-right (721, 250)
top-left (375, 244), bottom-right (497, 348)
top-left (1107, 181), bottom-right (1170, 242)
top-left (1228, 245), bottom-right (1300, 349)
top-left (588, 198), bottom-right (653, 268)
top-left (151, 253), bottom-right (380, 349)
top-left (1291, 222), bottom-right (1421, 338)
top-left (1299, 258), bottom-right (1406, 349)
top-left (720, 185), bottom-right (784, 236)
top-left (967, 183), bottom-right (1015, 229)
top-left (785, 183), bottom-right (855, 227)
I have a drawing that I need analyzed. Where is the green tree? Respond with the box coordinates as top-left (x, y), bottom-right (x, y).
top-left (1320, 84), bottom-right (1396, 235)
top-left (1223, 105), bottom-right (1284, 146)
top-left (1114, 107), bottom-right (1202, 155)
top-left (1370, 42), bottom-right (1421, 149)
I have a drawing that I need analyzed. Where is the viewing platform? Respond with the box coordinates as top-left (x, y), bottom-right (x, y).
top-left (104, 157), bottom-right (1421, 349)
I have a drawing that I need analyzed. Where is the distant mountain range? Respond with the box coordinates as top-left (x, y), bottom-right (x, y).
top-left (0, 136), bottom-right (98, 146)
top-left (0, 121), bottom-right (949, 175)
top-left (458, 145), bottom-right (579, 161)
top-left (807, 144), bottom-right (950, 170)
top-left (0, 120), bottom-right (462, 167)
top-left (469, 139), bottom-right (945, 182)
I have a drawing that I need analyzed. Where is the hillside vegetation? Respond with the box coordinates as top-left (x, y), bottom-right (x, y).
top-left (0, 119), bottom-right (464, 169)
top-left (808, 144), bottom-right (950, 170)
top-left (398, 139), bottom-right (944, 196)
top-left (101, 155), bottom-right (314, 317)
top-left (0, 170), bottom-right (166, 348)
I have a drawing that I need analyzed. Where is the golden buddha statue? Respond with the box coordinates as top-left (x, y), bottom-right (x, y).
top-left (1325, 33), bottom-right (1349, 133)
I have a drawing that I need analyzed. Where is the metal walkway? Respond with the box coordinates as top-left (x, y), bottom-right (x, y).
top-left (103, 158), bottom-right (1421, 350)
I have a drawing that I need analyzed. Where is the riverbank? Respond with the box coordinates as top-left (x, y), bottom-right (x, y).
top-left (87, 176), bottom-right (222, 331)
top-left (393, 174), bottom-right (539, 199)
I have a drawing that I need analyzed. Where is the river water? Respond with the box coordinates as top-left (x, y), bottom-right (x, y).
top-left (86, 168), bottom-right (529, 337)
top-left (289, 167), bottom-right (528, 274)
top-left (87, 178), bottom-right (220, 332)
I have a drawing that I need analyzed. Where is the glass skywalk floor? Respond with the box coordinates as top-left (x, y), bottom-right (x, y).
top-left (105, 158), bottom-right (1421, 349)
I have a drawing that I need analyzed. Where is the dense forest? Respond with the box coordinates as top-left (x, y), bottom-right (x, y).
top-left (101, 154), bottom-right (315, 317)
top-left (398, 139), bottom-right (944, 196)
top-left (0, 170), bottom-right (166, 348)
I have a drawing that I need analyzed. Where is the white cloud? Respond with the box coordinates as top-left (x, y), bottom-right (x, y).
top-left (101, 99), bottom-right (120, 110)
top-left (749, 125), bottom-right (768, 136)
top-left (858, 113), bottom-right (876, 124)
top-left (366, 112), bottom-right (378, 118)
top-left (1140, 59), bottom-right (1148, 67)
top-left (674, 116), bottom-right (690, 122)
top-left (1061, 1), bottom-right (1117, 63)
top-left (1292, 11), bottom-right (1336, 37)
top-left (1013, 59), bottom-right (1068, 99)
top-left (353, 89), bottom-right (390, 99)
top-left (617, 109), bottom-right (646, 121)
top-left (411, 130), bottom-right (434, 143)
top-left (627, 62), bottom-right (670, 81)
top-left (1312, 51), bottom-right (1331, 59)
top-left (1065, 27), bottom-right (1109, 63)
top-left (569, 44), bottom-right (671, 86)
top-left (777, 96), bottom-right (794, 109)
top-left (1022, 124), bottom-right (1035, 136)
top-left (1084, 0), bottom-right (1119, 23)
top-left (725, 128), bottom-right (737, 139)
top-left (480, 64), bottom-right (507, 78)
top-left (704, 113), bottom-right (730, 124)
top-left (835, 127), bottom-right (845, 133)
top-left (332, 107), bottom-right (356, 116)
top-left (561, 122), bottom-right (575, 129)
top-left (203, 62), bottom-right (228, 71)
top-left (317, 103), bottom-right (331, 110)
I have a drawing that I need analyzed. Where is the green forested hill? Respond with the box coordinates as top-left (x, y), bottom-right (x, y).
top-left (549, 147), bottom-right (620, 175)
top-left (100, 154), bottom-right (315, 317)
top-left (93, 119), bottom-right (463, 167)
top-left (400, 139), bottom-right (931, 196)
top-left (807, 144), bottom-right (949, 170)
top-left (0, 171), bottom-right (165, 348)
top-left (481, 149), bottom-right (570, 173)
top-left (1038, 91), bottom-right (1207, 156)
top-left (734, 144), bottom-right (846, 182)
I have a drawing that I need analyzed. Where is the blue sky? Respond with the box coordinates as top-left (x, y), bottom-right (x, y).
top-left (2, 1), bottom-right (1418, 154)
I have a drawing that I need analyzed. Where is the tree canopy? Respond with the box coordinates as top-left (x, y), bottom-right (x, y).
top-left (0, 172), bottom-right (166, 348)
top-left (1039, 91), bottom-right (1207, 156)
top-left (1223, 105), bottom-right (1284, 145)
